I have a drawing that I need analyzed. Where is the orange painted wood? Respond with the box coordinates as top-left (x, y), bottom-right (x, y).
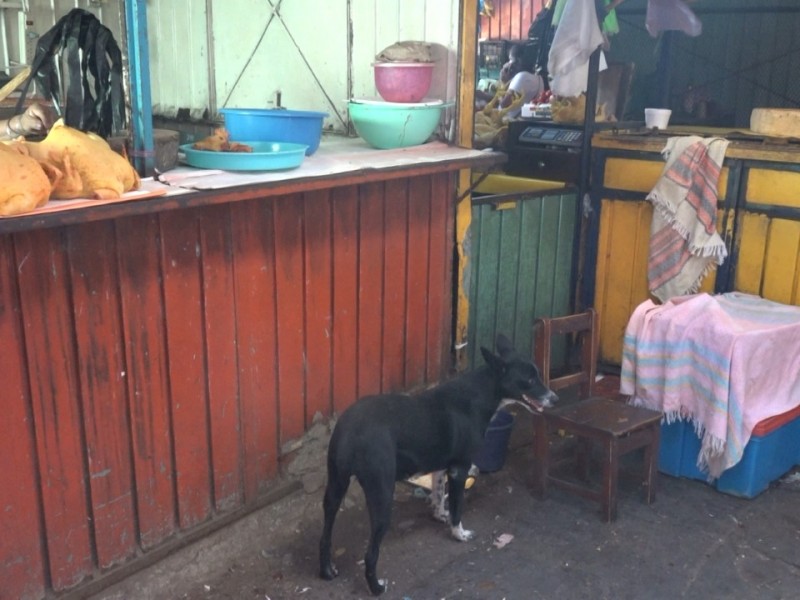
top-left (115, 214), bottom-right (177, 548)
top-left (331, 186), bottom-right (359, 414)
top-left (358, 182), bottom-right (386, 397)
top-left (521, 1), bottom-right (535, 41)
top-left (67, 221), bottom-right (137, 569)
top-left (427, 174), bottom-right (454, 380)
top-left (274, 194), bottom-right (308, 445)
top-left (303, 190), bottom-right (334, 423)
top-left (198, 205), bottom-right (243, 512)
top-left (159, 210), bottom-right (212, 529)
top-left (1, 169), bottom-right (460, 598)
top-left (14, 228), bottom-right (93, 591)
top-left (382, 179), bottom-right (409, 392)
top-left (405, 176), bottom-right (433, 388)
top-left (480, 0), bottom-right (546, 40)
top-left (232, 199), bottom-right (279, 499)
top-left (0, 236), bottom-right (46, 600)
top-left (508, 2), bottom-right (530, 39)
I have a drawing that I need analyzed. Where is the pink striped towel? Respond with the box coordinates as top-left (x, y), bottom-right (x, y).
top-left (647, 136), bottom-right (729, 302)
top-left (621, 293), bottom-right (800, 479)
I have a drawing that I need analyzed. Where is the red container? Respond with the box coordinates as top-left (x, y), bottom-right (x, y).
top-left (373, 62), bottom-right (434, 103)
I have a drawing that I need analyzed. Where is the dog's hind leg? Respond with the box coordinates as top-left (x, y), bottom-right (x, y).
top-left (446, 465), bottom-right (475, 541)
top-left (361, 468), bottom-right (395, 596)
top-left (319, 470), bottom-right (350, 581)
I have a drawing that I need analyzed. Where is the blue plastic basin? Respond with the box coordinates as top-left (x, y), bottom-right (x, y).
top-left (219, 108), bottom-right (327, 155)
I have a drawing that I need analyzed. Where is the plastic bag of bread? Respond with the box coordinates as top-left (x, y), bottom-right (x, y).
top-left (0, 142), bottom-right (61, 216)
top-left (24, 119), bottom-right (140, 199)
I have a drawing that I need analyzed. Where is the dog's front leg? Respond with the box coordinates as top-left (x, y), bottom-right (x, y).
top-left (446, 466), bottom-right (474, 541)
top-left (429, 470), bottom-right (449, 523)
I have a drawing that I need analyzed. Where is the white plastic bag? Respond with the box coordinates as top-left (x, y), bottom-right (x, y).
top-left (548, 0), bottom-right (606, 97)
top-left (646, 0), bottom-right (702, 38)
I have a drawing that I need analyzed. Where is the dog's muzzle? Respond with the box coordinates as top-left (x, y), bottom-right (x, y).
top-left (522, 390), bottom-right (558, 413)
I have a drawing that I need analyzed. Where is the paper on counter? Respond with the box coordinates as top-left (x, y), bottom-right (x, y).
top-left (157, 141), bottom-right (490, 191)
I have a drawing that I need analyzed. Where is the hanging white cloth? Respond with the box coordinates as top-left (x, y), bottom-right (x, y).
top-left (547, 0), bottom-right (607, 97)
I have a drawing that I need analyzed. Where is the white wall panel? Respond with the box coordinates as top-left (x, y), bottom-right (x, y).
top-left (349, 0), bottom-right (459, 134)
top-left (4, 0), bottom-right (461, 134)
top-left (145, 0), bottom-right (209, 119)
top-left (211, 0), bottom-right (349, 130)
top-left (144, 0), bottom-right (459, 134)
top-left (1, 0), bottom-right (122, 77)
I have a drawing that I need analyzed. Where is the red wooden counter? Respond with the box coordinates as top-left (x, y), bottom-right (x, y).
top-left (0, 140), bottom-right (502, 599)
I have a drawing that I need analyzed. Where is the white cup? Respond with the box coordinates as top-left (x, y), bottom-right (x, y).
top-left (645, 108), bottom-right (672, 129)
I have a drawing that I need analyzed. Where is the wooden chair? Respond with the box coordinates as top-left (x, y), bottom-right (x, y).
top-left (531, 308), bottom-right (662, 522)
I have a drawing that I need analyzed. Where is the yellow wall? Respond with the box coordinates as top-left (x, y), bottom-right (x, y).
top-left (736, 168), bottom-right (800, 304)
top-left (594, 150), bottom-right (800, 365)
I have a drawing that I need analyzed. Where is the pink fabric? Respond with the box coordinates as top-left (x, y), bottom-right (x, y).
top-left (621, 293), bottom-right (800, 478)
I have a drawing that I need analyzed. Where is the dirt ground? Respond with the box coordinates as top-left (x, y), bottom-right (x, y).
top-left (92, 409), bottom-right (800, 600)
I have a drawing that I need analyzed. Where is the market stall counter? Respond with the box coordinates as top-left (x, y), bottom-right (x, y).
top-left (0, 137), bottom-right (503, 600)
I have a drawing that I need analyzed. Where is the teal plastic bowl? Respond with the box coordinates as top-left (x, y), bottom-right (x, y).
top-left (348, 99), bottom-right (446, 149)
top-left (180, 141), bottom-right (308, 171)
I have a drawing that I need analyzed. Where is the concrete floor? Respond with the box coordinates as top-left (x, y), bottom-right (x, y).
top-left (92, 410), bottom-right (800, 600)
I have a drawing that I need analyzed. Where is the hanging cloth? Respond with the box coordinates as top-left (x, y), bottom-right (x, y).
top-left (646, 136), bottom-right (730, 302)
top-left (548, 0), bottom-right (606, 97)
top-left (15, 8), bottom-right (126, 139)
top-left (553, 0), bottom-right (619, 36)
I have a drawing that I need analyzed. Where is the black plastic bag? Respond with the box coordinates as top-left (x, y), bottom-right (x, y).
top-left (15, 8), bottom-right (125, 138)
top-left (527, 4), bottom-right (556, 83)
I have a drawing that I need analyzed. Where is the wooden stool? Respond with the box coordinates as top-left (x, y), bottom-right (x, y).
top-left (531, 310), bottom-right (663, 522)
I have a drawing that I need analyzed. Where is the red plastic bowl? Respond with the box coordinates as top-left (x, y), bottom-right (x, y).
top-left (373, 62), bottom-right (434, 103)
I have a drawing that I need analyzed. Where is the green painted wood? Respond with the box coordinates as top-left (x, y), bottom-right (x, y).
top-left (513, 198), bottom-right (543, 357)
top-left (495, 207), bottom-right (523, 345)
top-left (468, 192), bottom-right (578, 369)
top-left (471, 204), bottom-right (501, 367)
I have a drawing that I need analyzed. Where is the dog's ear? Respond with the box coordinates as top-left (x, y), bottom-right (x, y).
top-left (495, 333), bottom-right (515, 359)
top-left (481, 346), bottom-right (506, 372)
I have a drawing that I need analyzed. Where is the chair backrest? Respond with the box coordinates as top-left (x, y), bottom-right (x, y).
top-left (533, 308), bottom-right (599, 398)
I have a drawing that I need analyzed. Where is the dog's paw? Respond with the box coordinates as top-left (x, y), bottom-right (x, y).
top-left (320, 563), bottom-right (339, 580)
top-left (367, 578), bottom-right (387, 595)
top-left (450, 522), bottom-right (475, 542)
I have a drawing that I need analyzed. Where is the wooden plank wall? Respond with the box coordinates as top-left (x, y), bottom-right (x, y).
top-left (467, 192), bottom-right (578, 368)
top-left (592, 152), bottom-right (800, 366)
top-left (479, 0), bottom-right (547, 41)
top-left (0, 174), bottom-right (454, 600)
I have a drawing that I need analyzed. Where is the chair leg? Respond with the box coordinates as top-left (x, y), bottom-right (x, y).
top-left (602, 438), bottom-right (620, 522)
top-left (642, 424), bottom-right (660, 504)
top-left (532, 414), bottom-right (549, 498)
top-left (576, 437), bottom-right (591, 481)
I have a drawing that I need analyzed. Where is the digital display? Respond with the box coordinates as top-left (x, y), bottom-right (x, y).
top-left (518, 126), bottom-right (583, 145)
top-left (521, 127), bottom-right (543, 140)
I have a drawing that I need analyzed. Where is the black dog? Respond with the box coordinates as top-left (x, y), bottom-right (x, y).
top-left (319, 334), bottom-right (557, 595)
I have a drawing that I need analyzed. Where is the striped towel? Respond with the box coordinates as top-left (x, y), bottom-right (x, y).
top-left (647, 136), bottom-right (730, 302)
top-left (621, 293), bottom-right (800, 479)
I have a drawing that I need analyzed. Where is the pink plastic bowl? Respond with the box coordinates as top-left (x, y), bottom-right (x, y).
top-left (373, 62), bottom-right (434, 103)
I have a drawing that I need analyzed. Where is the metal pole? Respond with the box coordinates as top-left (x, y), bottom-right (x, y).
top-left (124, 0), bottom-right (154, 176)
